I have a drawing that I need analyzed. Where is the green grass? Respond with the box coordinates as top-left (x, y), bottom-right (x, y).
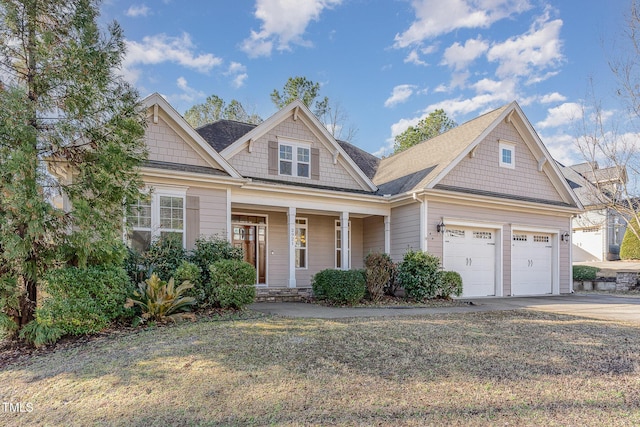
top-left (1, 310), bottom-right (639, 426)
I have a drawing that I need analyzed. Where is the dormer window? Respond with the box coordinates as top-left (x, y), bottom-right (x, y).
top-left (499, 141), bottom-right (515, 169)
top-left (279, 141), bottom-right (310, 178)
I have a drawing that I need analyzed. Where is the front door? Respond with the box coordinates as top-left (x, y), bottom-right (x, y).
top-left (232, 215), bottom-right (267, 285)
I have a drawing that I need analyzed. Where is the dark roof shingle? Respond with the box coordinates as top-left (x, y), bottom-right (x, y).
top-left (196, 120), bottom-right (256, 152)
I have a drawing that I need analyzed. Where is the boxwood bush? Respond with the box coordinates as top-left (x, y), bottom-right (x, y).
top-left (620, 219), bottom-right (640, 260)
top-left (37, 265), bottom-right (134, 336)
top-left (572, 265), bottom-right (600, 281)
top-left (439, 270), bottom-right (463, 298)
top-left (312, 269), bottom-right (366, 305)
top-left (397, 250), bottom-right (443, 301)
top-left (191, 236), bottom-right (243, 285)
top-left (208, 260), bottom-right (256, 309)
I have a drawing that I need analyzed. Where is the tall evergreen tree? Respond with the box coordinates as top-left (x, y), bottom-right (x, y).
top-left (393, 109), bottom-right (457, 154)
top-left (270, 76), bottom-right (329, 118)
top-left (184, 95), bottom-right (262, 128)
top-left (0, 0), bottom-right (146, 333)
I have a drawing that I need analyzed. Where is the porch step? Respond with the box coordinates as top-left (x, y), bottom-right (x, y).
top-left (255, 287), bottom-right (313, 302)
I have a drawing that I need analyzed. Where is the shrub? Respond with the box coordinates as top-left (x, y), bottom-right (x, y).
top-left (439, 271), bottom-right (463, 298)
top-left (312, 269), bottom-right (366, 305)
top-left (397, 250), bottom-right (442, 301)
top-left (573, 265), bottom-right (600, 281)
top-left (208, 260), bottom-right (256, 309)
top-left (125, 273), bottom-right (196, 323)
top-left (143, 234), bottom-right (187, 281)
top-left (59, 235), bottom-right (128, 268)
top-left (123, 247), bottom-right (147, 285)
top-left (364, 252), bottom-right (395, 301)
top-left (620, 219), bottom-right (640, 260)
top-left (18, 321), bottom-right (64, 348)
top-left (38, 266), bottom-right (134, 336)
top-left (190, 236), bottom-right (243, 285)
top-left (0, 275), bottom-right (20, 339)
top-left (174, 261), bottom-right (204, 303)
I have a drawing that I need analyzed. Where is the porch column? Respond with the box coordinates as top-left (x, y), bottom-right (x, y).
top-left (341, 211), bottom-right (349, 270)
top-left (287, 206), bottom-right (297, 288)
top-left (384, 215), bottom-right (391, 254)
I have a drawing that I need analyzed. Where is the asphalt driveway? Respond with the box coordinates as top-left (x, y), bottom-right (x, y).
top-left (250, 294), bottom-right (640, 324)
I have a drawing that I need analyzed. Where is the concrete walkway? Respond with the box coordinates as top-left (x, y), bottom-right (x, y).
top-left (249, 294), bottom-right (640, 324)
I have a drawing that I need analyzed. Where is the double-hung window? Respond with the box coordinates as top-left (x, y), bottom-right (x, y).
top-left (128, 188), bottom-right (186, 251)
top-left (279, 141), bottom-right (310, 178)
top-left (129, 196), bottom-right (152, 252)
top-left (159, 195), bottom-right (184, 243)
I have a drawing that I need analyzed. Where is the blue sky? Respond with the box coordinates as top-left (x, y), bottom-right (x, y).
top-left (101, 0), bottom-right (630, 165)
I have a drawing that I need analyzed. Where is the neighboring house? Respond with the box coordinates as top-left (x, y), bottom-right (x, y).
top-left (128, 93), bottom-right (582, 298)
top-left (559, 162), bottom-right (628, 261)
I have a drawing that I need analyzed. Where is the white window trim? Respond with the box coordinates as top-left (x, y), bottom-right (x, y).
top-left (295, 217), bottom-right (308, 269)
top-left (335, 220), bottom-right (351, 269)
top-left (129, 187), bottom-right (187, 248)
top-left (499, 140), bottom-right (516, 169)
top-left (278, 139), bottom-right (311, 179)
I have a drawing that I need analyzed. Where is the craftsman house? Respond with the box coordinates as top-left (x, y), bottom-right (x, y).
top-left (133, 93), bottom-right (582, 298)
top-left (559, 162), bottom-right (628, 261)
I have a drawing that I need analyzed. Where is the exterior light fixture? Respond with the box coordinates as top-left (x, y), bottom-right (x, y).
top-left (437, 219), bottom-right (446, 233)
top-left (561, 232), bottom-right (570, 242)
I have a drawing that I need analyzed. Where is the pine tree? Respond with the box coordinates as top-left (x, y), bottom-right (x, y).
top-left (0, 0), bottom-right (146, 332)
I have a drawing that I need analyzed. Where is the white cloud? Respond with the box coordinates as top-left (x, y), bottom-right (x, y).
top-left (125, 4), bottom-right (150, 17)
top-left (242, 0), bottom-right (343, 57)
top-left (122, 33), bottom-right (223, 84)
top-left (541, 132), bottom-right (579, 165)
top-left (384, 84), bottom-right (417, 107)
top-left (404, 49), bottom-right (428, 66)
top-left (225, 62), bottom-right (248, 88)
top-left (394, 0), bottom-right (531, 48)
top-left (471, 77), bottom-right (517, 99)
top-left (487, 10), bottom-right (564, 80)
top-left (174, 76), bottom-right (205, 103)
top-left (536, 102), bottom-right (583, 129)
top-left (441, 37), bottom-right (489, 70)
top-left (540, 92), bottom-right (567, 103)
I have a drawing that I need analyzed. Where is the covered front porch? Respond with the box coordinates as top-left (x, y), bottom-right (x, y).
top-left (229, 203), bottom-right (390, 289)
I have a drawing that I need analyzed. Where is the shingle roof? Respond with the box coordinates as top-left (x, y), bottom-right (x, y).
top-left (556, 162), bottom-right (607, 207)
top-left (337, 140), bottom-right (380, 180)
top-left (196, 120), bottom-right (256, 152)
top-left (373, 104), bottom-right (510, 193)
top-left (144, 160), bottom-right (230, 176)
top-left (195, 119), bottom-right (382, 182)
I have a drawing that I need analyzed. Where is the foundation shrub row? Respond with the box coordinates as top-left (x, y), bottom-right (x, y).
top-left (19, 235), bottom-right (255, 346)
top-left (312, 249), bottom-right (463, 305)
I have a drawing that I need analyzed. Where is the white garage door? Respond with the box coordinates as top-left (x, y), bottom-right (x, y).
top-left (512, 232), bottom-right (553, 295)
top-left (443, 226), bottom-right (496, 297)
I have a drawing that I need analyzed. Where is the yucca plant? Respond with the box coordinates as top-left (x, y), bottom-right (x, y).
top-left (125, 273), bottom-right (197, 323)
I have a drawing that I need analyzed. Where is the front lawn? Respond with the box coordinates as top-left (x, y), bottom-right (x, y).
top-left (1, 310), bottom-right (639, 426)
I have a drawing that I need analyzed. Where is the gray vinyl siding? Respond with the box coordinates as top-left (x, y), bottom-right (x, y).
top-left (351, 218), bottom-right (364, 269)
top-left (186, 187), bottom-right (228, 243)
top-left (363, 216), bottom-right (385, 255)
top-left (390, 203), bottom-right (421, 262)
